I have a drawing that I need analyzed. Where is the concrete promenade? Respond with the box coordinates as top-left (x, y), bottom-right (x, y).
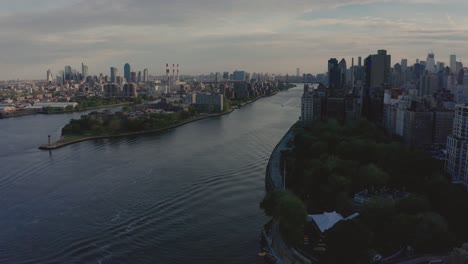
top-left (264, 124), bottom-right (315, 264)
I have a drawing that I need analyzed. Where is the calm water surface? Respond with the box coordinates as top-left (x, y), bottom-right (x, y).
top-left (0, 86), bottom-right (302, 264)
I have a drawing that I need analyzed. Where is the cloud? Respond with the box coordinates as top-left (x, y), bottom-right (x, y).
top-left (0, 0), bottom-right (467, 79)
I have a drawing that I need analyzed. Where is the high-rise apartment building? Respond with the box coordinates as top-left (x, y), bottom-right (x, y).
top-left (446, 104), bottom-right (468, 186)
top-left (301, 84), bottom-right (322, 127)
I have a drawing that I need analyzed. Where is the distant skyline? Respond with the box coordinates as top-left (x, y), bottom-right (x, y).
top-left (1, 0), bottom-right (468, 80)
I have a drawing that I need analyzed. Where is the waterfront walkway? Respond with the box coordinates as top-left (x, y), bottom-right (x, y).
top-left (266, 125), bottom-right (295, 190)
top-left (264, 124), bottom-right (315, 264)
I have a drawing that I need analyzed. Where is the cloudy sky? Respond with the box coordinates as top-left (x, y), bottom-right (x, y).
top-left (1, 0), bottom-right (467, 80)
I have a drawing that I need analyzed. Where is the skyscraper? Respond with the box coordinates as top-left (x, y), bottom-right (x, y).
top-left (328, 58), bottom-right (341, 89)
top-left (364, 50), bottom-right (391, 88)
top-left (110, 67), bottom-right (118, 83)
top-left (138, 71), bottom-right (142, 83)
top-left (124, 63), bottom-right (131, 82)
top-left (143, 68), bottom-right (148, 82)
top-left (46, 69), bottom-right (53, 82)
top-left (426, 53), bottom-right (435, 73)
top-left (401, 59), bottom-right (408, 71)
top-left (82, 63), bottom-right (89, 80)
top-left (450, 55), bottom-right (457, 74)
top-left (296, 68), bottom-right (300, 77)
top-left (64, 66), bottom-right (72, 81)
top-left (339, 58), bottom-right (347, 85)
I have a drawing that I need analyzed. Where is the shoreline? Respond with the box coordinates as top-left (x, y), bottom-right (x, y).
top-left (39, 102), bottom-right (134, 115)
top-left (39, 110), bottom-right (233, 150)
top-left (38, 90), bottom-right (285, 150)
top-left (262, 122), bottom-right (316, 264)
top-left (0, 102), bottom-right (133, 119)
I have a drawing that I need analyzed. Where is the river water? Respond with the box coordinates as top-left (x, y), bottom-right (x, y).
top-left (0, 86), bottom-right (302, 264)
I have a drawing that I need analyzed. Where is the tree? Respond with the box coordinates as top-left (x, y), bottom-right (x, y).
top-left (358, 164), bottom-right (389, 188)
top-left (396, 195), bottom-right (431, 215)
top-left (260, 191), bottom-right (307, 245)
top-left (324, 219), bottom-right (372, 264)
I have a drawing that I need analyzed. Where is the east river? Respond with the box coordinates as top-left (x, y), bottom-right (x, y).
top-left (0, 85), bottom-right (302, 264)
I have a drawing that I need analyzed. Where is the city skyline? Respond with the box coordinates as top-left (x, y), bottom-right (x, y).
top-left (1, 0), bottom-right (468, 79)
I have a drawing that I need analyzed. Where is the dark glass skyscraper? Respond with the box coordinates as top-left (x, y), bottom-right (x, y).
top-left (124, 63), bottom-right (131, 83)
top-left (64, 66), bottom-right (72, 81)
top-left (328, 58), bottom-right (341, 89)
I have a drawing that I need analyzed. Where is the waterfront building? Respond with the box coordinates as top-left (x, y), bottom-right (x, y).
top-left (446, 104), bottom-right (468, 186)
top-left (124, 63), bottom-right (131, 82)
top-left (233, 82), bottom-right (250, 98)
top-left (301, 84), bottom-right (321, 127)
top-left (184, 92), bottom-right (223, 112)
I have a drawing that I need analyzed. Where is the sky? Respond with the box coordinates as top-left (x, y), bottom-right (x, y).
top-left (1, 0), bottom-right (468, 80)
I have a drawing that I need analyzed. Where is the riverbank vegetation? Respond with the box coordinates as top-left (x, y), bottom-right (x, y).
top-left (61, 111), bottom-right (195, 137)
top-left (269, 119), bottom-right (468, 263)
top-left (72, 97), bottom-right (139, 111)
top-left (261, 190), bottom-right (307, 245)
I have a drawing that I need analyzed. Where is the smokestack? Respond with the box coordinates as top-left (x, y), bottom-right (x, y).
top-left (166, 63), bottom-right (170, 93)
top-left (351, 58), bottom-right (355, 87)
top-left (172, 64), bottom-right (175, 85)
top-left (177, 64), bottom-right (179, 81)
top-left (358, 57), bottom-right (362, 67)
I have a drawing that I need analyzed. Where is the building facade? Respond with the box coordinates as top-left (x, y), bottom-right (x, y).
top-left (446, 104), bottom-right (468, 186)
